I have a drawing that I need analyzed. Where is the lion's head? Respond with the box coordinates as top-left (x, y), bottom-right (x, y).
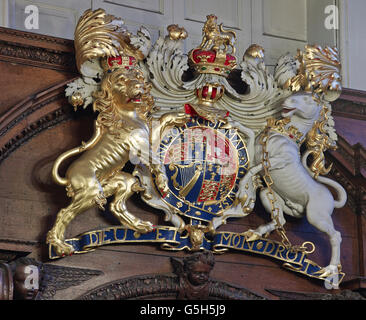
top-left (203, 14), bottom-right (219, 33)
top-left (93, 68), bottom-right (154, 128)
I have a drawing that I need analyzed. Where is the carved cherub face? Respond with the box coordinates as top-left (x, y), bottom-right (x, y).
top-left (187, 261), bottom-right (212, 286)
top-left (13, 264), bottom-right (40, 300)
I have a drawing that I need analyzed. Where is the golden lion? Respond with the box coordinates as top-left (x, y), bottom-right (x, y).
top-left (199, 14), bottom-right (236, 54)
top-left (47, 68), bottom-right (188, 257)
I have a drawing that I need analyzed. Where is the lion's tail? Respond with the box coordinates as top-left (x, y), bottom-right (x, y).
top-left (301, 150), bottom-right (347, 208)
top-left (52, 122), bottom-right (103, 186)
top-left (219, 23), bottom-right (236, 39)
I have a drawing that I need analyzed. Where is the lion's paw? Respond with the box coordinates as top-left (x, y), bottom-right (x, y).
top-left (133, 219), bottom-right (154, 234)
top-left (47, 238), bottom-right (75, 257)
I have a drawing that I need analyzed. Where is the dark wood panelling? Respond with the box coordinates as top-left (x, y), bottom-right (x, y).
top-left (0, 27), bottom-right (77, 116)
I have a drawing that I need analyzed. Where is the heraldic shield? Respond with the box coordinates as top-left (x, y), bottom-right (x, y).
top-left (156, 117), bottom-right (249, 222)
top-left (46, 9), bottom-right (347, 287)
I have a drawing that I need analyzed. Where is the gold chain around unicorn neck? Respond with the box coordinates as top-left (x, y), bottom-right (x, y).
top-left (266, 117), bottom-right (306, 146)
top-left (306, 99), bottom-right (337, 179)
top-left (260, 120), bottom-right (315, 254)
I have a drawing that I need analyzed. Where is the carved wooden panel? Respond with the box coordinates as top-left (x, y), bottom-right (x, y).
top-left (0, 26), bottom-right (77, 114)
top-left (8, 0), bottom-right (91, 39)
top-left (183, 0), bottom-right (242, 28)
top-left (306, 0), bottom-right (338, 47)
top-left (97, 0), bottom-right (165, 14)
top-left (93, 0), bottom-right (173, 44)
top-left (251, 0), bottom-right (308, 67)
top-left (338, 0), bottom-right (366, 91)
top-left (262, 0), bottom-right (307, 41)
top-left (174, 0), bottom-right (251, 56)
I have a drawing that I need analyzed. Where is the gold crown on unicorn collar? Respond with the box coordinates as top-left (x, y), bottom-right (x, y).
top-left (189, 14), bottom-right (237, 77)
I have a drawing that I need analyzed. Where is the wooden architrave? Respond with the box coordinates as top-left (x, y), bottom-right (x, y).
top-left (332, 88), bottom-right (366, 121)
top-left (328, 91), bottom-right (366, 291)
top-left (0, 27), bottom-right (78, 258)
top-left (0, 27), bottom-right (79, 165)
top-left (78, 273), bottom-right (266, 300)
top-left (0, 27), bottom-right (76, 72)
top-left (0, 79), bottom-right (77, 165)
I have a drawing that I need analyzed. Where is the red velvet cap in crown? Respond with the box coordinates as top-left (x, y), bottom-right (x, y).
top-left (101, 55), bottom-right (137, 72)
top-left (189, 14), bottom-right (237, 77)
top-left (196, 84), bottom-right (224, 106)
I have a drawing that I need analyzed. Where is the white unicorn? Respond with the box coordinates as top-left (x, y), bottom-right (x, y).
top-left (232, 93), bottom-right (347, 278)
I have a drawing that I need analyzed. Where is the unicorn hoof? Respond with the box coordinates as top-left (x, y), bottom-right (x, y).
top-left (243, 229), bottom-right (261, 242)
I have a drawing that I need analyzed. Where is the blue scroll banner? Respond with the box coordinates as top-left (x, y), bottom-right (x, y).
top-left (49, 225), bottom-right (344, 283)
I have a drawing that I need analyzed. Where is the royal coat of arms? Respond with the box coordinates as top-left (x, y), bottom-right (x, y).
top-left (46, 9), bottom-right (346, 287)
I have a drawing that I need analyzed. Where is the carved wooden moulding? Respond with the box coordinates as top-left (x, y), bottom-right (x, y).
top-left (0, 252), bottom-right (265, 300)
top-left (0, 27), bottom-right (76, 72)
top-left (0, 257), bottom-right (102, 300)
top-left (80, 252), bottom-right (265, 300)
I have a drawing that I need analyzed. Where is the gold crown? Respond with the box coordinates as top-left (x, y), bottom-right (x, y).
top-left (100, 55), bottom-right (137, 72)
top-left (189, 14), bottom-right (237, 77)
top-left (189, 49), bottom-right (237, 77)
